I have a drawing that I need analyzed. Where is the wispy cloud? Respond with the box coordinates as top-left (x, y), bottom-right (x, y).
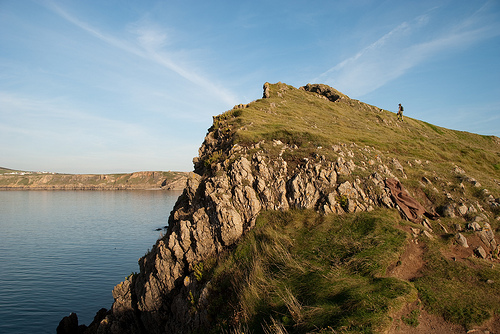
top-left (316, 3), bottom-right (500, 97)
top-left (43, 1), bottom-right (239, 106)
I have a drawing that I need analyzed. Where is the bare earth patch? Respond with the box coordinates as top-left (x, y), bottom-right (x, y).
top-left (388, 237), bottom-right (425, 281)
top-left (387, 229), bottom-right (500, 333)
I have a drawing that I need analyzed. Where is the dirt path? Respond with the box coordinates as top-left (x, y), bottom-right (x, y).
top-left (386, 232), bottom-right (498, 334)
top-left (387, 238), bottom-right (424, 281)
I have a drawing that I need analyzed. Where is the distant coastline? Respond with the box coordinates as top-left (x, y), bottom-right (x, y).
top-left (0, 167), bottom-right (190, 191)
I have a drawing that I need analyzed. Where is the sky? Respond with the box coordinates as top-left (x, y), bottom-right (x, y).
top-left (1, 0), bottom-right (499, 174)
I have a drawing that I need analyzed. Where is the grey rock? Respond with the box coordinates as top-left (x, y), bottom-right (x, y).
top-left (442, 203), bottom-right (456, 218)
top-left (477, 223), bottom-right (497, 249)
top-left (263, 82), bottom-right (270, 98)
top-left (423, 230), bottom-right (434, 239)
top-left (457, 204), bottom-right (468, 216)
top-left (468, 221), bottom-right (482, 231)
top-left (474, 246), bottom-right (488, 259)
top-left (456, 233), bottom-right (469, 248)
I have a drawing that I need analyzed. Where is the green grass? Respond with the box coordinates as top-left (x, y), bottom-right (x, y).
top-left (207, 82), bottom-right (500, 191)
top-left (189, 83), bottom-right (500, 332)
top-left (413, 242), bottom-right (500, 328)
top-left (401, 309), bottom-right (420, 327)
top-left (202, 208), bottom-right (415, 333)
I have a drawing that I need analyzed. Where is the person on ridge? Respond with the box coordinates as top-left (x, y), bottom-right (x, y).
top-left (397, 103), bottom-right (404, 121)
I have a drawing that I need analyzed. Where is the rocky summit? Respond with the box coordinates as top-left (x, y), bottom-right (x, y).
top-left (60, 83), bottom-right (500, 334)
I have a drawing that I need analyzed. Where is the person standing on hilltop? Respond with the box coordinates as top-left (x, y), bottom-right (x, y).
top-left (397, 103), bottom-right (404, 121)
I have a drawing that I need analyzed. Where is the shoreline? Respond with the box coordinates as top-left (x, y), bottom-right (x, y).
top-left (0, 170), bottom-right (191, 191)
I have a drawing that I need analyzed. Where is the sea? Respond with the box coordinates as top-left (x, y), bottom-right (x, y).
top-left (0, 190), bottom-right (182, 334)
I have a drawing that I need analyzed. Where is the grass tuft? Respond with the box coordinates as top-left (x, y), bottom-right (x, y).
top-left (205, 208), bottom-right (414, 333)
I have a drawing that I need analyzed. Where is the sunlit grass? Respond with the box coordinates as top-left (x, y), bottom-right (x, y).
top-left (202, 209), bottom-right (415, 334)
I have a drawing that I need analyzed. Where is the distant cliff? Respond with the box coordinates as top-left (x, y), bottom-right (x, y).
top-left (0, 169), bottom-right (189, 190)
top-left (59, 83), bottom-right (500, 334)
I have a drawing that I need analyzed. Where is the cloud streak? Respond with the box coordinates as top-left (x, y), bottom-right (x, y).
top-left (316, 3), bottom-right (500, 97)
top-left (43, 1), bottom-right (239, 106)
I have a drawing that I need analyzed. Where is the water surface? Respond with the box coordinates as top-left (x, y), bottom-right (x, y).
top-left (0, 190), bottom-right (181, 333)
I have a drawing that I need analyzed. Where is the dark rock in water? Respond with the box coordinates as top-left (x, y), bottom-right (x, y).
top-left (84, 308), bottom-right (109, 333)
top-left (57, 312), bottom-right (86, 334)
top-left (154, 228), bottom-right (162, 231)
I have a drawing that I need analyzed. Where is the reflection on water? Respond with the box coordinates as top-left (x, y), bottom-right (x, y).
top-left (0, 190), bottom-right (181, 333)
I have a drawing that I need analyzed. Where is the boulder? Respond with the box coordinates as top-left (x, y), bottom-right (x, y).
top-left (477, 223), bottom-right (497, 249)
top-left (263, 82), bottom-right (270, 98)
top-left (456, 233), bottom-right (469, 248)
top-left (467, 222), bottom-right (482, 231)
top-left (57, 313), bottom-right (83, 334)
top-left (474, 246), bottom-right (488, 259)
top-left (457, 204), bottom-right (468, 216)
top-left (442, 203), bottom-right (456, 218)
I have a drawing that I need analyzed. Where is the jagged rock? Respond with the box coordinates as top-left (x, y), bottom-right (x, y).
top-left (454, 166), bottom-right (466, 174)
top-left (423, 230), bottom-right (434, 239)
top-left (474, 246), bottom-right (488, 259)
top-left (442, 203), bottom-right (456, 218)
top-left (422, 219), bottom-right (433, 231)
top-left (422, 176), bottom-right (432, 185)
top-left (335, 156), bottom-right (355, 175)
top-left (263, 82), bottom-right (270, 98)
top-left (456, 233), bottom-right (469, 248)
top-left (74, 82), bottom-right (499, 334)
top-left (467, 222), bottom-right (482, 231)
top-left (392, 158), bottom-right (406, 178)
top-left (301, 83), bottom-right (348, 102)
top-left (457, 204), bottom-right (468, 216)
top-left (468, 205), bottom-right (478, 215)
top-left (477, 223), bottom-right (497, 249)
top-left (438, 222), bottom-right (448, 233)
top-left (57, 313), bottom-right (85, 334)
top-left (474, 213), bottom-right (488, 222)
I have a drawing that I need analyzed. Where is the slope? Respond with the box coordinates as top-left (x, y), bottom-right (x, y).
top-left (62, 83), bottom-right (500, 334)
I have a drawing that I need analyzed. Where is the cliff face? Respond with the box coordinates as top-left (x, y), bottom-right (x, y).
top-left (0, 171), bottom-right (188, 190)
top-left (70, 83), bottom-right (500, 334)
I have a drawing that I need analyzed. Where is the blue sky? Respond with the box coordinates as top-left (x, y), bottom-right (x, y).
top-left (1, 0), bottom-right (499, 173)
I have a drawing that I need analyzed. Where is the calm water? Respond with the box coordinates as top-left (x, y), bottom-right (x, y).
top-left (0, 190), bottom-right (182, 333)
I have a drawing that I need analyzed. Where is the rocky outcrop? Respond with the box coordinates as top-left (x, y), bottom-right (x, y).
top-left (300, 83), bottom-right (349, 102)
top-left (84, 138), bottom-right (447, 333)
top-left (0, 171), bottom-right (188, 190)
top-left (67, 83), bottom-right (499, 334)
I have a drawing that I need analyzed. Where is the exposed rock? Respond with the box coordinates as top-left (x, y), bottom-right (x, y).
top-left (69, 82), bottom-right (500, 334)
top-left (456, 233), bottom-right (469, 248)
top-left (423, 230), bottom-right (434, 239)
top-left (442, 203), bottom-right (456, 218)
top-left (438, 222), bottom-right (448, 233)
top-left (467, 222), bottom-right (482, 231)
top-left (457, 204), bottom-right (468, 216)
top-left (474, 246), bottom-right (488, 259)
top-left (301, 83), bottom-right (349, 102)
top-left (57, 313), bottom-right (84, 334)
top-left (477, 223), bottom-right (497, 249)
top-left (263, 82), bottom-right (270, 98)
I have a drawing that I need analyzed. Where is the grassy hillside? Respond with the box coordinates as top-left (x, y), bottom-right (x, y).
top-left (0, 169), bottom-right (188, 190)
top-left (213, 82), bottom-right (499, 190)
top-left (193, 83), bottom-right (500, 333)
